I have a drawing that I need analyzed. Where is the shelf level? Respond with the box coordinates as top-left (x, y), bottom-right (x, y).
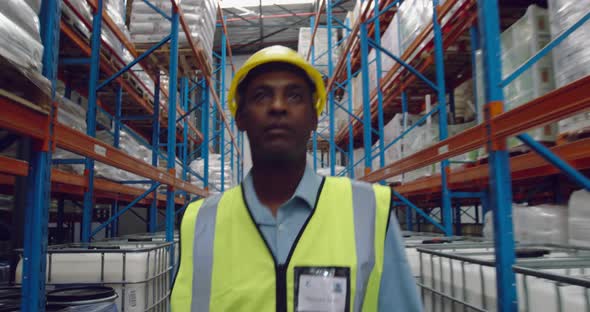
top-left (361, 75), bottom-right (590, 183)
top-left (0, 94), bottom-right (208, 197)
top-left (395, 137), bottom-right (590, 198)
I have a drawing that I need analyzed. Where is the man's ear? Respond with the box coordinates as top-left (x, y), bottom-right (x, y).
top-left (235, 104), bottom-right (246, 132)
top-left (309, 97), bottom-right (318, 132)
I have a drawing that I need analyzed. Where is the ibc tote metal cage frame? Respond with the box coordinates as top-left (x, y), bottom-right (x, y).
top-left (305, 0), bottom-right (590, 310)
top-left (0, 0), bottom-right (242, 310)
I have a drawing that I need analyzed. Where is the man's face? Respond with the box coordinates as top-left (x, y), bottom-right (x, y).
top-left (236, 69), bottom-right (318, 162)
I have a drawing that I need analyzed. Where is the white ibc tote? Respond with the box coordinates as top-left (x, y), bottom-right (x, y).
top-left (416, 243), bottom-right (590, 312)
top-left (16, 241), bottom-right (174, 312)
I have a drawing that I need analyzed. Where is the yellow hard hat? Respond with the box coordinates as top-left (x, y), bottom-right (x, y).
top-left (227, 45), bottom-right (326, 117)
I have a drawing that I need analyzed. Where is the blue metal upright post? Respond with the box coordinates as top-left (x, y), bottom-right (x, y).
top-left (82, 0), bottom-right (104, 243)
top-left (220, 30), bottom-right (227, 191)
top-left (166, 7), bottom-right (180, 269)
top-left (478, 0), bottom-right (517, 310)
top-left (22, 0), bottom-right (61, 310)
top-left (470, 26), bottom-right (480, 121)
top-left (345, 17), bottom-right (355, 178)
top-left (110, 201), bottom-right (119, 238)
top-left (310, 16), bottom-right (318, 172)
top-left (57, 198), bottom-right (65, 243)
top-left (401, 91), bottom-right (408, 181)
top-left (181, 77), bottom-right (189, 187)
top-left (150, 73), bottom-right (161, 233)
top-left (373, 0), bottom-right (385, 171)
top-left (432, 0), bottom-right (452, 236)
top-left (327, 0), bottom-right (336, 175)
top-left (406, 205), bottom-right (413, 231)
top-left (360, 11), bottom-right (372, 175)
top-left (201, 79), bottom-right (210, 189)
top-left (114, 85), bottom-right (123, 148)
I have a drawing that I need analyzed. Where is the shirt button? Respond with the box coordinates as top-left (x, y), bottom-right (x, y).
top-left (278, 223), bottom-right (285, 231)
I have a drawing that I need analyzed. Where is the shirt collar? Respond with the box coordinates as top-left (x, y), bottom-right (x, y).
top-left (243, 165), bottom-right (323, 210)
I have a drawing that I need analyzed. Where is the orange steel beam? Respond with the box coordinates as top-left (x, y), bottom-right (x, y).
top-left (218, 4), bottom-right (236, 74)
top-left (396, 138), bottom-right (590, 196)
top-left (362, 75), bottom-right (590, 182)
top-left (0, 95), bottom-right (208, 197)
top-left (305, 0), bottom-right (326, 61)
top-left (0, 156), bottom-right (29, 176)
top-left (52, 169), bottom-right (182, 206)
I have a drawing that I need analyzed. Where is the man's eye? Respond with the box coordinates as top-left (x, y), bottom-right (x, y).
top-left (288, 94), bottom-right (303, 102)
top-left (253, 92), bottom-right (268, 101)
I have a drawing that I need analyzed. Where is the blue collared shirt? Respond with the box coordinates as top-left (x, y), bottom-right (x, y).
top-left (242, 166), bottom-right (423, 311)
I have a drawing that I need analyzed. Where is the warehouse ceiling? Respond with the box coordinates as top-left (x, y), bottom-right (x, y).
top-left (215, 0), bottom-right (354, 55)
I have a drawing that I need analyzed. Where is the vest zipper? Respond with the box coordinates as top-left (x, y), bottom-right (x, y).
top-left (276, 264), bottom-right (287, 312)
top-left (241, 178), bottom-right (326, 312)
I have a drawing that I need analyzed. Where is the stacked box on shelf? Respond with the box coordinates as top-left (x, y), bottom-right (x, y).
top-left (62, 0), bottom-right (129, 58)
top-left (297, 27), bottom-right (340, 76)
top-left (483, 204), bottom-right (568, 245)
top-left (368, 14), bottom-right (401, 94)
top-left (190, 153), bottom-right (232, 193)
top-left (548, 0), bottom-right (590, 135)
top-left (0, 0), bottom-right (43, 73)
top-left (568, 190), bottom-right (590, 247)
top-left (130, 0), bottom-right (217, 67)
top-left (62, 0), bottom-right (160, 107)
top-left (475, 5), bottom-right (557, 152)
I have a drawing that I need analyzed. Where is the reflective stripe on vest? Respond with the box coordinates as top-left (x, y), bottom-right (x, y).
top-left (171, 177), bottom-right (391, 312)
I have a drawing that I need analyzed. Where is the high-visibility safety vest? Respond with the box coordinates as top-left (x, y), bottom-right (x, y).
top-left (171, 177), bottom-right (391, 312)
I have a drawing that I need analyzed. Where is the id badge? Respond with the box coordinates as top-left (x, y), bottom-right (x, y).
top-left (294, 267), bottom-right (350, 312)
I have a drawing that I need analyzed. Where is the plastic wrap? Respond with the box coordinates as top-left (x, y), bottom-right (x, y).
top-left (474, 5), bottom-right (557, 149)
top-left (297, 27), bottom-right (340, 76)
top-left (368, 14), bottom-right (401, 93)
top-left (130, 0), bottom-right (216, 64)
top-left (0, 10), bottom-right (43, 72)
top-left (190, 153), bottom-right (233, 192)
top-left (56, 95), bottom-right (87, 133)
top-left (0, 0), bottom-right (41, 41)
top-left (24, 0), bottom-right (41, 14)
top-left (568, 190), bottom-right (590, 247)
top-left (548, 0), bottom-right (590, 134)
top-left (61, 0), bottom-right (128, 58)
top-left (483, 204), bottom-right (568, 244)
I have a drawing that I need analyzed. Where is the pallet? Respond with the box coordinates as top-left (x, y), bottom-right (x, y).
top-left (0, 57), bottom-right (51, 113)
top-left (558, 127), bottom-right (590, 144)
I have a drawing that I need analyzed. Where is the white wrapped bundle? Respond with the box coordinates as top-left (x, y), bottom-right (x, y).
top-left (56, 96), bottom-right (87, 133)
top-left (483, 204), bottom-right (568, 244)
top-left (548, 0), bottom-right (590, 134)
top-left (297, 27), bottom-right (340, 76)
top-left (368, 14), bottom-right (401, 93)
top-left (130, 0), bottom-right (217, 64)
top-left (0, 0), bottom-right (41, 42)
top-left (0, 7), bottom-right (43, 72)
top-left (568, 190), bottom-right (590, 247)
top-left (474, 6), bottom-right (557, 148)
top-left (190, 153), bottom-right (233, 191)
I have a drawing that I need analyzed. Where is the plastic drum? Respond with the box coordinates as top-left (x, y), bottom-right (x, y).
top-left (46, 286), bottom-right (118, 311)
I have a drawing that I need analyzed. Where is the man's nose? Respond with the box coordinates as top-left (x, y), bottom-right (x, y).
top-left (268, 95), bottom-right (288, 115)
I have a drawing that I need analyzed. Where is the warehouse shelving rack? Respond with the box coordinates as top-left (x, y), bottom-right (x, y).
top-left (0, 0), bottom-right (241, 310)
top-left (306, 0), bottom-right (590, 310)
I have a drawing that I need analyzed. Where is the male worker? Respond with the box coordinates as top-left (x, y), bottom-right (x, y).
top-left (171, 45), bottom-right (422, 311)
